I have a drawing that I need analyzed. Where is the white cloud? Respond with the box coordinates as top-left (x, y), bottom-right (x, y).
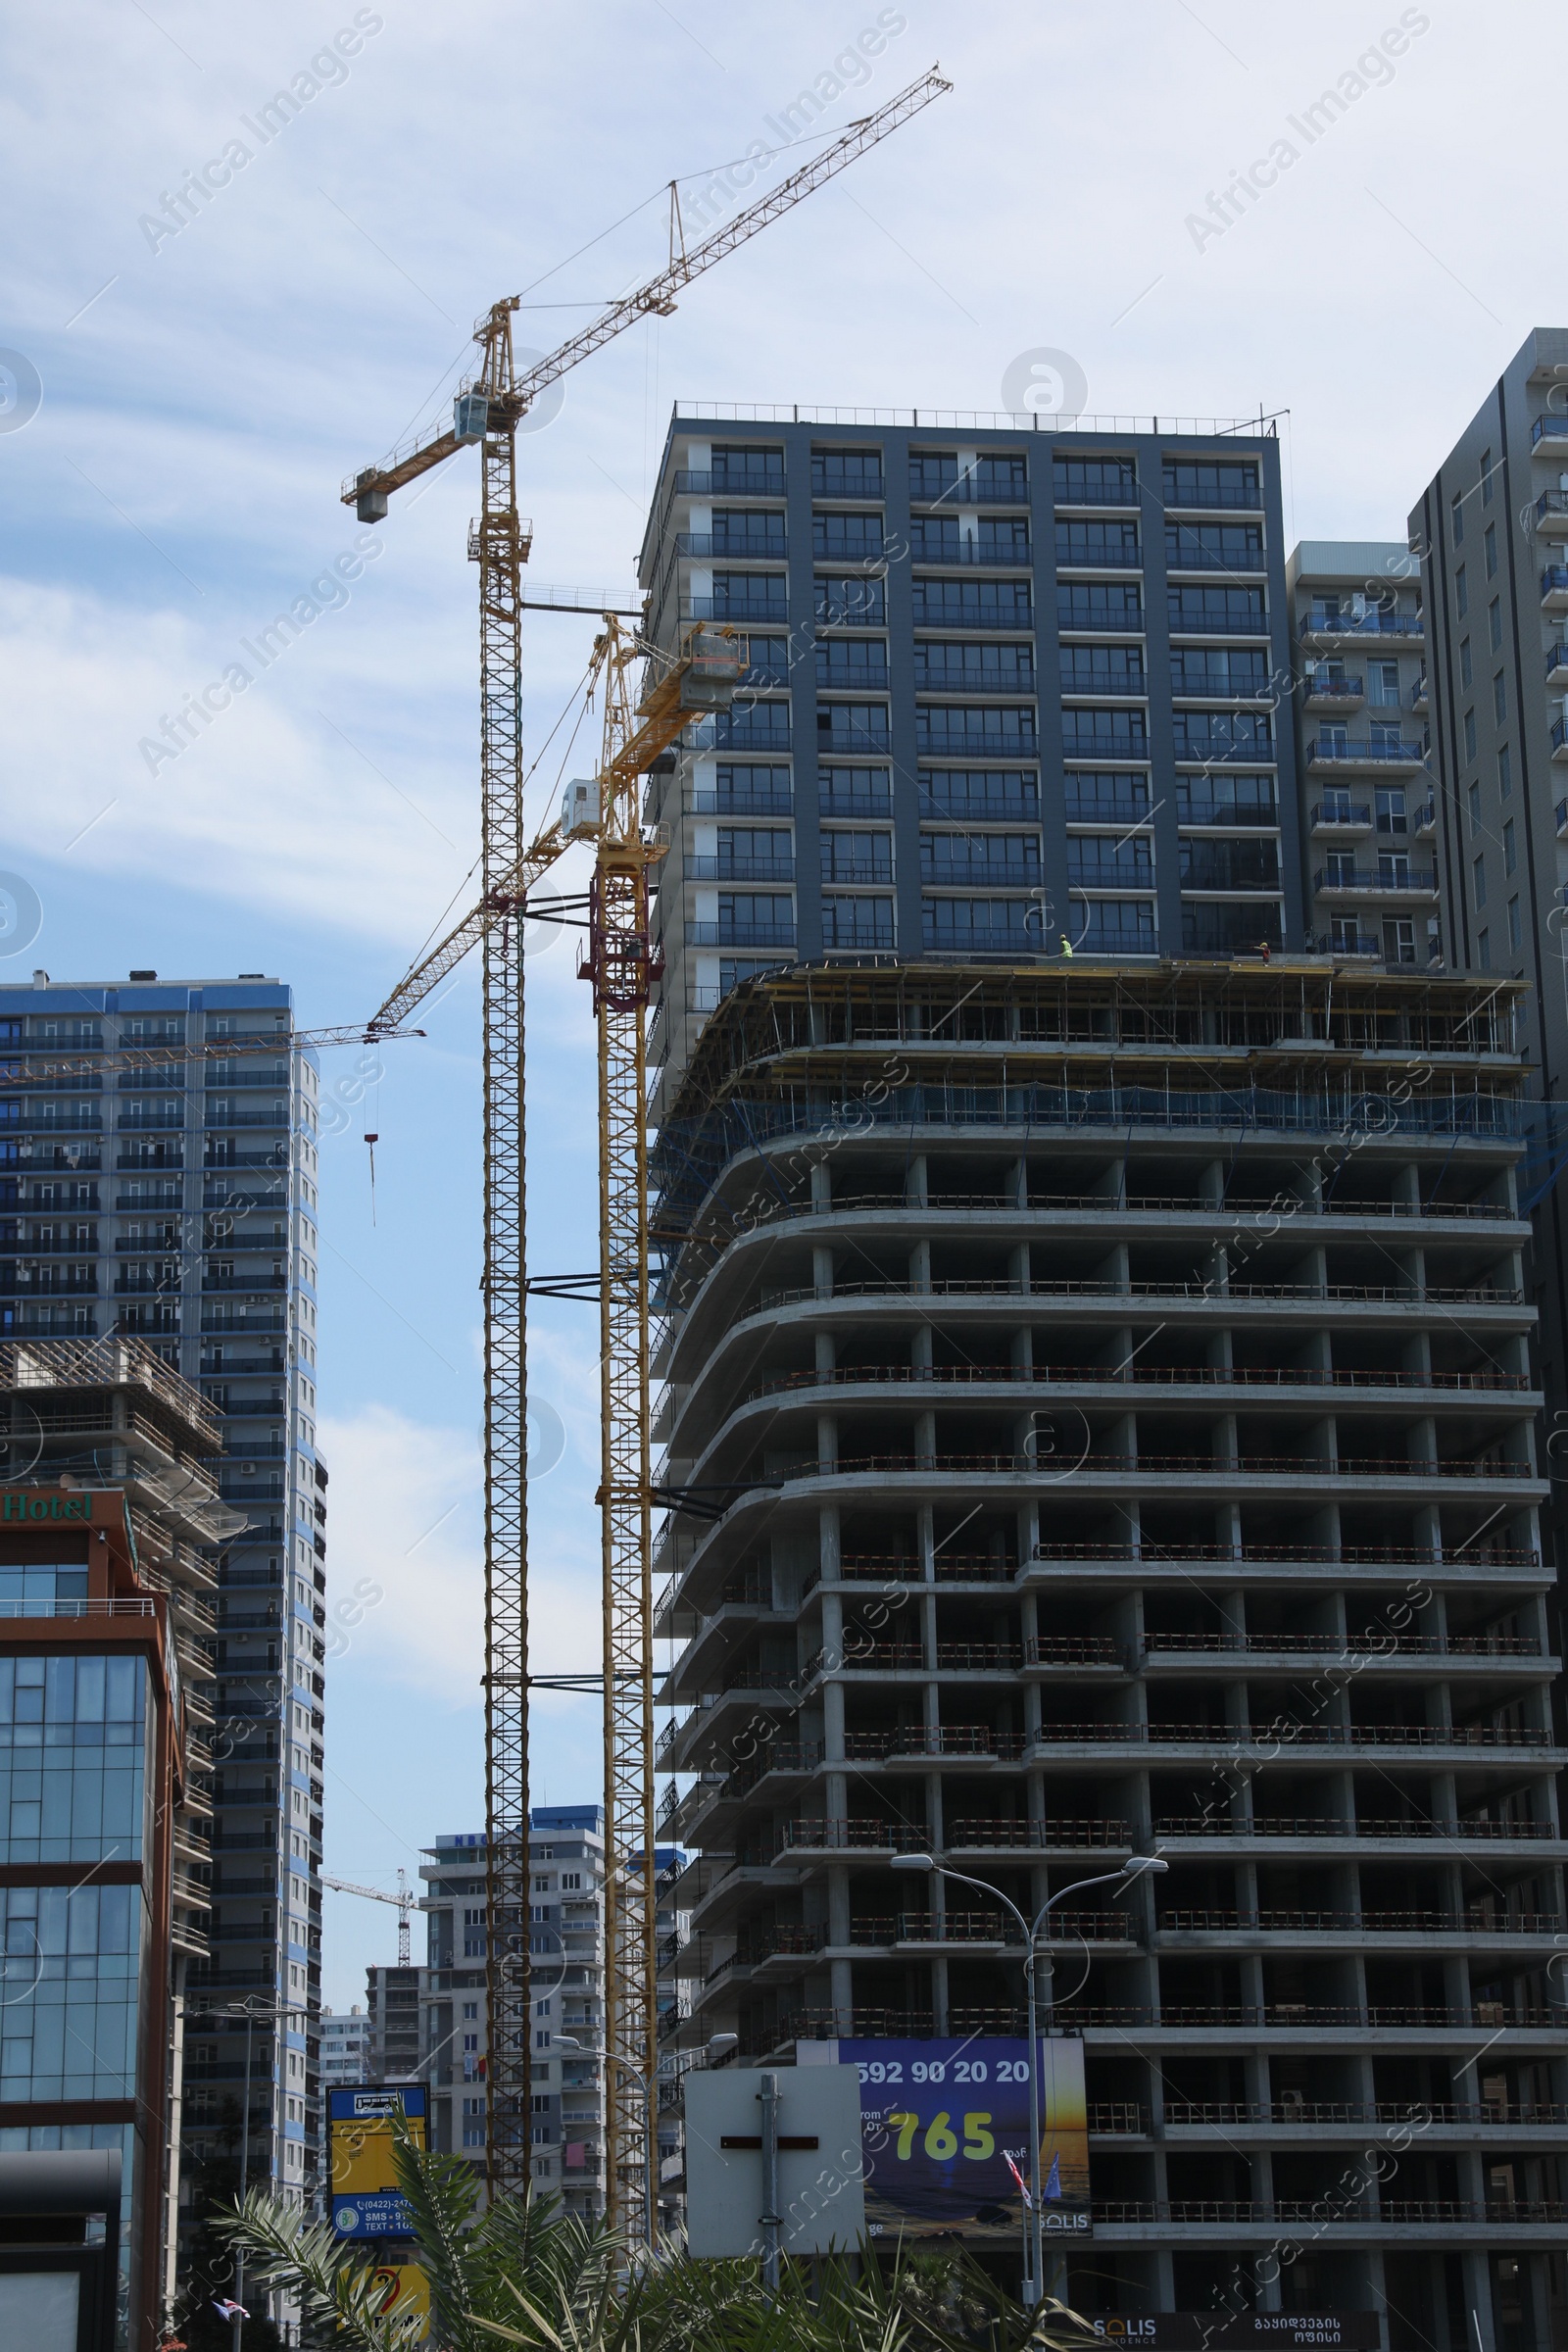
top-left (318, 1398), bottom-right (605, 1710)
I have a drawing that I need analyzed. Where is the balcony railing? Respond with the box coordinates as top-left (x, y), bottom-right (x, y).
top-left (1533, 415), bottom-right (1568, 450)
top-left (1306, 736), bottom-right (1426, 763)
top-left (685, 923), bottom-right (797, 950)
top-left (685, 858), bottom-right (795, 884)
top-left (1153, 1815), bottom-right (1551, 1841)
top-left (1155, 1907), bottom-right (1560, 1934)
top-left (1165, 543), bottom-right (1267, 572)
top-left (1312, 802), bottom-right (1372, 827)
top-left (1052, 478), bottom-right (1138, 507)
top-left (913, 540), bottom-right (1034, 566)
top-left (1540, 566), bottom-right (1568, 603)
top-left (1301, 612), bottom-right (1425, 636)
top-left (924, 864), bottom-right (1042, 890)
top-left (1313, 866), bottom-right (1439, 894)
top-left (1162, 478), bottom-right (1263, 510)
top-left (1054, 541), bottom-right (1141, 568)
top-left (673, 470), bottom-right (785, 496)
top-left (674, 533), bottom-right (787, 560)
top-left (684, 597), bottom-right (788, 623)
top-left (910, 476), bottom-right (1032, 506)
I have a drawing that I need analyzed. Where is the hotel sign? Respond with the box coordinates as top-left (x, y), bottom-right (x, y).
top-left (0, 1489), bottom-right (98, 1523)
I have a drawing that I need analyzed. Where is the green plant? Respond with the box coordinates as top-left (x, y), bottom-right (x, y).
top-left (216, 2126), bottom-right (1102, 2352)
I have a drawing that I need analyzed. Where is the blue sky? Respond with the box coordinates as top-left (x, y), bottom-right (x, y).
top-left (1, 0), bottom-right (1559, 2008)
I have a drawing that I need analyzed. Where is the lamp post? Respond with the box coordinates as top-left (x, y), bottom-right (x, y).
top-left (890, 1849), bottom-right (1167, 2309)
top-left (554, 2036), bottom-right (658, 2248)
top-left (185, 1995), bottom-right (304, 2352)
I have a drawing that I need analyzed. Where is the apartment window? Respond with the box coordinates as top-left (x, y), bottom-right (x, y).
top-left (1383, 917), bottom-right (1416, 965)
top-left (1369, 660), bottom-right (1400, 708)
top-left (1498, 744), bottom-right (1512, 798)
top-left (1464, 709), bottom-right (1477, 760)
top-left (1494, 671), bottom-right (1507, 724)
top-left (1456, 564), bottom-right (1468, 617)
top-left (1504, 817), bottom-right (1517, 876)
top-left (1489, 596), bottom-right (1502, 652)
top-left (462, 2003), bottom-right (478, 2021)
top-left (1330, 915), bottom-right (1363, 954)
top-left (1473, 852), bottom-right (1487, 909)
top-left (1481, 446), bottom-right (1494, 504)
top-left (1479, 925), bottom-right (1492, 968)
top-left (1451, 490), bottom-right (1464, 546)
top-left (1485, 522), bottom-right (1497, 579)
top-left (1375, 788), bottom-right (1407, 835)
top-left (1508, 894), bottom-right (1522, 952)
top-left (1460, 638), bottom-right (1473, 690)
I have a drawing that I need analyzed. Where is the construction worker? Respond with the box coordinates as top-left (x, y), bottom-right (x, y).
top-left (1060, 933), bottom-right (1075, 957)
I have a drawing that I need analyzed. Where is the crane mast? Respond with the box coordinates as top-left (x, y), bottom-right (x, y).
top-left (339, 65), bottom-right (952, 2226)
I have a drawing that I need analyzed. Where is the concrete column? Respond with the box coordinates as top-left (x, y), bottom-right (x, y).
top-left (815, 1328), bottom-right (836, 1376)
top-left (810, 1161), bottom-right (832, 1212)
top-left (812, 1243), bottom-right (834, 1298)
top-left (816, 1411), bottom-right (837, 1473)
top-left (1462, 2252), bottom-right (1496, 2352)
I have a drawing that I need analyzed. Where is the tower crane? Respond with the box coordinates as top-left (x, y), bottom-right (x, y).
top-left (342, 66), bottom-right (952, 2233)
top-left (322, 1869), bottom-right (415, 1968)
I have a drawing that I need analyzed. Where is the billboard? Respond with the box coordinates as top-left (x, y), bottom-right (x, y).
top-left (801, 2036), bottom-right (1089, 2241)
top-left (328, 2083), bottom-right (428, 2240)
top-left (370, 2263), bottom-right (431, 2343)
top-left (1089, 2324), bottom-right (1380, 2350)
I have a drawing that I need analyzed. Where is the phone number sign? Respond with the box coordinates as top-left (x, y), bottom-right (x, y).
top-left (833, 2036), bottom-right (1090, 2241)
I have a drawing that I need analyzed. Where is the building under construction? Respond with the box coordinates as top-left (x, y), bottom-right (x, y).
top-left (0, 1337), bottom-right (231, 2345)
top-left (654, 959), bottom-right (1567, 2344)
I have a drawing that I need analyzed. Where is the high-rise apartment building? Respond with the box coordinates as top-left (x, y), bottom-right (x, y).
top-left (1285, 544), bottom-right (1438, 966)
top-left (654, 956), bottom-right (1565, 2343)
top-left (415, 1811), bottom-right (610, 2217)
top-left (638, 409), bottom-right (1306, 1109)
top-left (1409, 326), bottom-right (1568, 1478)
top-left (0, 972), bottom-right (329, 2246)
top-left (318, 2005), bottom-right (370, 2180)
top-left (0, 1339), bottom-right (227, 2350)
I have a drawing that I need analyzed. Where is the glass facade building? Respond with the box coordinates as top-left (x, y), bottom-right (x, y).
top-left (0, 973), bottom-right (329, 2264)
top-left (638, 410), bottom-right (1306, 1113)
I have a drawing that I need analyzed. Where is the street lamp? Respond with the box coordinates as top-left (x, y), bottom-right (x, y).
top-left (554, 2036), bottom-right (658, 2248)
top-left (186, 1994), bottom-right (307, 2352)
top-left (890, 1848), bottom-right (1167, 2309)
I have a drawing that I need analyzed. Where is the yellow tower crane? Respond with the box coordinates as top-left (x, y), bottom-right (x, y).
top-left (341, 66), bottom-right (952, 2232)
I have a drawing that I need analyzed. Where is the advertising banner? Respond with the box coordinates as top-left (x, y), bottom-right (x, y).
top-left (370, 2263), bottom-right (431, 2342)
top-left (1089, 2322), bottom-right (1381, 2350)
top-left (328, 2083), bottom-right (428, 2240)
top-left (803, 2035), bottom-right (1089, 2241)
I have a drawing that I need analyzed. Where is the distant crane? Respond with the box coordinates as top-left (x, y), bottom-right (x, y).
top-left (323, 1869), bottom-right (415, 1967)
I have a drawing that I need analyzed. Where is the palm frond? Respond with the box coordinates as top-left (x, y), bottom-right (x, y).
top-left (212, 2185), bottom-right (425, 2352)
